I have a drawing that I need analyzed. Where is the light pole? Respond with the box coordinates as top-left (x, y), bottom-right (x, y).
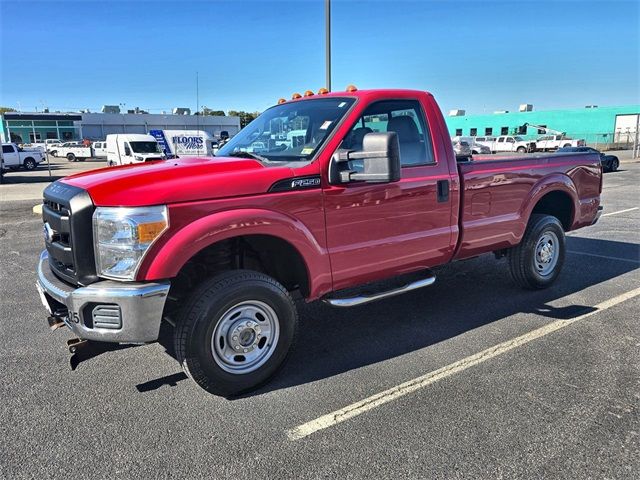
top-left (325, 0), bottom-right (331, 91)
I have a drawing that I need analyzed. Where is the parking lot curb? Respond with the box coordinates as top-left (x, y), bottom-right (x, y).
top-left (32, 204), bottom-right (43, 216)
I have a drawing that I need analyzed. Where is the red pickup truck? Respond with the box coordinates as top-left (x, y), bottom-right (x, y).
top-left (36, 88), bottom-right (602, 395)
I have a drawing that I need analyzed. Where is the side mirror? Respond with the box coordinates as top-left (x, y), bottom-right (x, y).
top-left (329, 132), bottom-right (401, 184)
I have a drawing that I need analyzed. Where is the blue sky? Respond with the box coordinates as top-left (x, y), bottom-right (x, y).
top-left (1, 0), bottom-right (638, 114)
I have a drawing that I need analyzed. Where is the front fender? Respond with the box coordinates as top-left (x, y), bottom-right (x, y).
top-left (138, 208), bottom-right (332, 300)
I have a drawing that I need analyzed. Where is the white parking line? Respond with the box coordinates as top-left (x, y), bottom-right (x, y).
top-left (286, 287), bottom-right (640, 441)
top-left (602, 207), bottom-right (639, 217)
top-left (567, 250), bottom-right (640, 264)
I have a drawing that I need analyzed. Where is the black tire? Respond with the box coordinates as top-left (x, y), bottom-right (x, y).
top-left (563, 143), bottom-right (571, 148)
top-left (50, 150), bottom-right (57, 157)
top-left (517, 146), bottom-right (527, 153)
top-left (174, 270), bottom-right (298, 396)
top-left (610, 158), bottom-right (619, 172)
top-left (508, 214), bottom-right (566, 289)
top-left (66, 153), bottom-right (76, 162)
top-left (23, 158), bottom-right (37, 170)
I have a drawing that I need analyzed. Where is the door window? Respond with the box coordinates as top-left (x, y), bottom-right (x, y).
top-left (497, 137), bottom-right (505, 143)
top-left (342, 99), bottom-right (435, 167)
top-left (2, 145), bottom-right (15, 153)
top-left (506, 137), bottom-right (515, 143)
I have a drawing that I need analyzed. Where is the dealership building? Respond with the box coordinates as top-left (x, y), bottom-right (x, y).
top-left (445, 104), bottom-right (639, 147)
top-left (1, 111), bottom-right (241, 144)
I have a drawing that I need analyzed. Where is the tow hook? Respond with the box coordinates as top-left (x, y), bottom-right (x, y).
top-left (66, 338), bottom-right (134, 371)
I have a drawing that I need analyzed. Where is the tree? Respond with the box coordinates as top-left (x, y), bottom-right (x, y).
top-left (228, 110), bottom-right (260, 128)
top-left (198, 107), bottom-right (226, 116)
top-left (0, 106), bottom-right (16, 115)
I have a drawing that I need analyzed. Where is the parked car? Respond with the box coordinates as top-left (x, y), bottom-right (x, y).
top-left (92, 141), bottom-right (108, 158)
top-left (470, 140), bottom-right (491, 154)
top-left (535, 135), bottom-right (585, 151)
top-left (53, 143), bottom-right (93, 162)
top-left (106, 134), bottom-right (165, 166)
top-left (36, 88), bottom-right (602, 396)
top-left (451, 136), bottom-right (473, 158)
top-left (557, 146), bottom-right (619, 172)
top-left (1, 142), bottom-right (46, 170)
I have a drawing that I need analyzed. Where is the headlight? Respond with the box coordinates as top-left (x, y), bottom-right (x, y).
top-left (92, 205), bottom-right (168, 280)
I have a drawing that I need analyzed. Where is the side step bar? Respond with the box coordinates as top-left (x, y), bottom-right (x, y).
top-left (323, 271), bottom-right (436, 308)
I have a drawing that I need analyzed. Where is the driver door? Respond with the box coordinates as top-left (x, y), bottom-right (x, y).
top-left (323, 99), bottom-right (455, 290)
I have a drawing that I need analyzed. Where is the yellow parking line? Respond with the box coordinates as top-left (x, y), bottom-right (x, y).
top-left (286, 287), bottom-right (640, 441)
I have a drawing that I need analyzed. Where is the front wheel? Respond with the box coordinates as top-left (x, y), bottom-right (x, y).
top-left (508, 214), bottom-right (565, 289)
top-left (517, 146), bottom-right (527, 153)
top-left (174, 270), bottom-right (298, 396)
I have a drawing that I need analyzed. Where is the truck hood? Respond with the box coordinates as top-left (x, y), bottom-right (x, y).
top-left (62, 156), bottom-right (296, 206)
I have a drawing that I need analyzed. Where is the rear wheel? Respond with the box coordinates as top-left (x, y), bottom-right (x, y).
top-left (174, 270), bottom-right (298, 396)
top-left (508, 214), bottom-right (565, 289)
top-left (23, 158), bottom-right (37, 170)
top-left (610, 158), bottom-right (619, 172)
top-left (50, 150), bottom-right (57, 157)
top-left (66, 153), bottom-right (76, 162)
top-left (563, 143), bottom-right (571, 148)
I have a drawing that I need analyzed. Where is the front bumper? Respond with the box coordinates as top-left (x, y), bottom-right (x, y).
top-left (36, 250), bottom-right (170, 343)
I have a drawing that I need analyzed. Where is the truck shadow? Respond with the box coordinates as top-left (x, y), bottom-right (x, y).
top-left (149, 235), bottom-right (638, 397)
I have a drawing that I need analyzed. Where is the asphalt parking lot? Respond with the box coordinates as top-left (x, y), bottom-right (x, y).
top-left (1, 160), bottom-right (638, 478)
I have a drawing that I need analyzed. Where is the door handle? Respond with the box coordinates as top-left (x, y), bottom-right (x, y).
top-left (437, 179), bottom-right (449, 202)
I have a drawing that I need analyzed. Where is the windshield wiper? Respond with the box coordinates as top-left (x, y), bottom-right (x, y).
top-left (225, 151), bottom-right (270, 162)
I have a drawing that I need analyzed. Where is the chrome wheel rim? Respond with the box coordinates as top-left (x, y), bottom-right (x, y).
top-left (534, 231), bottom-right (559, 276)
top-left (211, 300), bottom-right (280, 374)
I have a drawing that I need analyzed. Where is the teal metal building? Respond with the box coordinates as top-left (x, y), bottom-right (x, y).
top-left (445, 105), bottom-right (640, 148)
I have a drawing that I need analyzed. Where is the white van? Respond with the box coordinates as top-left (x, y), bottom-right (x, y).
top-left (149, 129), bottom-right (217, 158)
top-left (106, 134), bottom-right (165, 166)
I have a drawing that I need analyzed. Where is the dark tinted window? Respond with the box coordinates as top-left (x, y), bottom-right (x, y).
top-left (2, 145), bottom-right (15, 153)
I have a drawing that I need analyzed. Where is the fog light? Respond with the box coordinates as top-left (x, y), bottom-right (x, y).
top-left (92, 305), bottom-right (122, 329)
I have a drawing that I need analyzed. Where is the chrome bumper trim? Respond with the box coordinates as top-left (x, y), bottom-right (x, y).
top-left (36, 250), bottom-right (170, 343)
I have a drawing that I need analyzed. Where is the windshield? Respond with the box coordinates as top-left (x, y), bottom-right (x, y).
top-left (514, 136), bottom-right (525, 141)
top-left (130, 141), bottom-right (161, 154)
top-left (217, 97), bottom-right (355, 162)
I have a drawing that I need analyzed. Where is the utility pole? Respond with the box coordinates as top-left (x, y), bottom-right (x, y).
top-left (325, 0), bottom-right (331, 91)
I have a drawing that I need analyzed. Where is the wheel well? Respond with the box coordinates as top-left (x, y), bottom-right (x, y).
top-left (164, 235), bottom-right (310, 323)
top-left (24, 157), bottom-right (34, 162)
top-left (530, 190), bottom-right (573, 230)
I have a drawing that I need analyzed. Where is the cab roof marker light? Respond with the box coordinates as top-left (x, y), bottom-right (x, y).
top-left (317, 88), bottom-right (329, 95)
top-left (292, 92), bottom-right (302, 100)
top-left (304, 90), bottom-right (314, 97)
top-left (277, 98), bottom-right (287, 104)
top-left (346, 84), bottom-right (358, 92)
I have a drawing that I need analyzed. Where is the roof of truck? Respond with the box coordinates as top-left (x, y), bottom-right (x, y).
top-left (278, 88), bottom-right (433, 105)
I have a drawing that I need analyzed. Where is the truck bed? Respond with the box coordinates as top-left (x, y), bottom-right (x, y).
top-left (454, 152), bottom-right (602, 260)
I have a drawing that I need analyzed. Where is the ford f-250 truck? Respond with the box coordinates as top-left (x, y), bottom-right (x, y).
top-left (36, 88), bottom-right (602, 396)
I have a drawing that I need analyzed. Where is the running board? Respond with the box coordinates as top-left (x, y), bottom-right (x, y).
top-left (323, 271), bottom-right (436, 308)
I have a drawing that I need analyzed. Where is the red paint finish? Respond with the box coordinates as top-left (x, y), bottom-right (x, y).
top-left (59, 89), bottom-right (602, 300)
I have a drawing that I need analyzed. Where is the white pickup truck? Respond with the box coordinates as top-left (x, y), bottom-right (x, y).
top-left (1, 143), bottom-right (46, 170)
top-left (491, 135), bottom-right (535, 153)
top-left (535, 135), bottom-right (586, 151)
top-left (51, 142), bottom-right (93, 161)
